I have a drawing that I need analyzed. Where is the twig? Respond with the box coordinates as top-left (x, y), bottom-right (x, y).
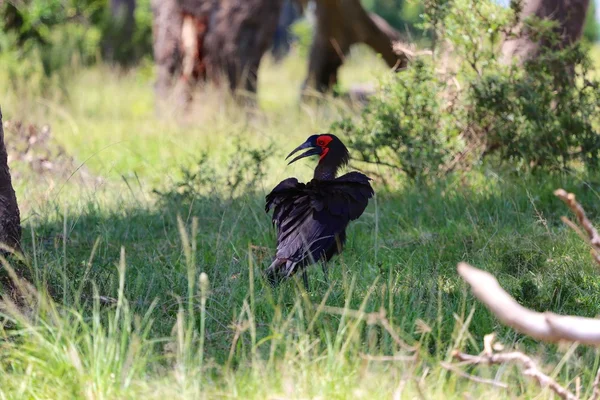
top-left (329, 38), bottom-right (346, 63)
top-left (457, 262), bottom-right (600, 345)
top-left (413, 377), bottom-right (428, 400)
top-left (440, 361), bottom-right (508, 389)
top-left (452, 348), bottom-right (577, 400)
top-left (392, 42), bottom-right (433, 59)
top-left (379, 312), bottom-right (417, 352)
top-left (318, 305), bottom-right (417, 351)
top-left (554, 188), bottom-right (600, 266)
top-left (360, 353), bottom-right (417, 362)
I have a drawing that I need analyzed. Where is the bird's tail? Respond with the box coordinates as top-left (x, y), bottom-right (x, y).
top-left (264, 258), bottom-right (292, 286)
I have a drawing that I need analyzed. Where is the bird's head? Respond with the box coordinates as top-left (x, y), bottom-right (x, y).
top-left (286, 134), bottom-right (350, 169)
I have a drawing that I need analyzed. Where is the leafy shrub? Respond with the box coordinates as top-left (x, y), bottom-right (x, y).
top-left (583, 0), bottom-right (599, 43)
top-left (334, 0), bottom-right (600, 178)
top-left (154, 138), bottom-right (274, 204)
top-left (333, 59), bottom-right (464, 179)
top-left (471, 44), bottom-right (600, 170)
top-left (290, 18), bottom-right (313, 58)
top-left (1, 1), bottom-right (101, 94)
top-left (0, 0), bottom-right (153, 94)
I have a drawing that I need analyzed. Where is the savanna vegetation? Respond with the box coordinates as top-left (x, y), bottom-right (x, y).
top-left (2, 0), bottom-right (600, 398)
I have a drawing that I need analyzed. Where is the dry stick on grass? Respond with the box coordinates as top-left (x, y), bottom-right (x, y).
top-left (440, 361), bottom-right (509, 389)
top-left (457, 262), bottom-right (600, 345)
top-left (360, 354), bottom-right (418, 362)
top-left (455, 191), bottom-right (600, 345)
top-left (448, 189), bottom-right (600, 398)
top-left (452, 340), bottom-right (577, 400)
top-left (554, 188), bottom-right (600, 266)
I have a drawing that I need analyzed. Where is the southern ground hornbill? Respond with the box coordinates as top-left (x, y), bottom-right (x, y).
top-left (265, 134), bottom-right (374, 288)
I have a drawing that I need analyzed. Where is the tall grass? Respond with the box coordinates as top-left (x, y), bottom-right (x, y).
top-left (0, 48), bottom-right (600, 398)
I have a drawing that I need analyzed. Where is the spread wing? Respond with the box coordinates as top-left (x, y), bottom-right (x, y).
top-left (265, 172), bottom-right (374, 281)
top-left (323, 172), bottom-right (374, 220)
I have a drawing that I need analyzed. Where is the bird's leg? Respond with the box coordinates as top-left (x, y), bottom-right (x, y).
top-left (322, 262), bottom-right (329, 284)
top-left (302, 268), bottom-right (309, 291)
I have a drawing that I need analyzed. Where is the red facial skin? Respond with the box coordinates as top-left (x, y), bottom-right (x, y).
top-left (316, 135), bottom-right (333, 160)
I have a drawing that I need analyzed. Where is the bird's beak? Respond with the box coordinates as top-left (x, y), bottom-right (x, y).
top-left (285, 141), bottom-right (321, 165)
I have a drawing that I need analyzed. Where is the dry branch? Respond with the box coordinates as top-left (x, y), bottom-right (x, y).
top-left (449, 188), bottom-right (600, 397)
top-left (360, 353), bottom-right (417, 362)
top-left (452, 339), bottom-right (577, 400)
top-left (457, 262), bottom-right (600, 345)
top-left (554, 188), bottom-right (600, 266)
top-left (440, 361), bottom-right (508, 389)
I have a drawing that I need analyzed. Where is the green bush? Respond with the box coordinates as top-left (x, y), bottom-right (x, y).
top-left (583, 0), bottom-right (599, 43)
top-left (333, 59), bottom-right (464, 180)
top-left (0, 0), bottom-right (153, 95)
top-left (471, 44), bottom-right (600, 170)
top-left (334, 0), bottom-right (600, 178)
top-left (154, 138), bottom-right (274, 204)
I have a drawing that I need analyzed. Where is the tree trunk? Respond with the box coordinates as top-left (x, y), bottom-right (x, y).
top-left (0, 108), bottom-right (22, 299)
top-left (204, 0), bottom-right (284, 93)
top-left (502, 0), bottom-right (590, 63)
top-left (151, 0), bottom-right (282, 107)
top-left (151, 0), bottom-right (184, 101)
top-left (272, 0), bottom-right (302, 61)
top-left (303, 0), bottom-right (409, 93)
top-left (104, 0), bottom-right (137, 64)
top-left (0, 109), bottom-right (21, 252)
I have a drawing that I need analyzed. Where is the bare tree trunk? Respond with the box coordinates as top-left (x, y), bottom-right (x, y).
top-left (0, 109), bottom-right (21, 252)
top-left (111, 0), bottom-right (136, 39)
top-left (272, 0), bottom-right (302, 61)
top-left (151, 0), bottom-right (184, 101)
top-left (303, 0), bottom-right (409, 93)
top-left (204, 0), bottom-right (284, 93)
top-left (151, 0), bottom-right (282, 108)
top-left (104, 0), bottom-right (137, 64)
top-left (502, 0), bottom-right (590, 63)
top-left (0, 108), bottom-right (21, 300)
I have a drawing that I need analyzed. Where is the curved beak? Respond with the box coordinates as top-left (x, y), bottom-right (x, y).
top-left (285, 141), bottom-right (322, 165)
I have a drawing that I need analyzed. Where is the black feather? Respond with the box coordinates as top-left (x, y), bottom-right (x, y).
top-left (265, 172), bottom-right (374, 285)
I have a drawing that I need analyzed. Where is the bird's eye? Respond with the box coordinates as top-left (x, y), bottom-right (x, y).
top-left (317, 138), bottom-right (326, 146)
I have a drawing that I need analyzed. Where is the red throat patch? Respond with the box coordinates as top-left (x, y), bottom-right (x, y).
top-left (316, 135), bottom-right (333, 160)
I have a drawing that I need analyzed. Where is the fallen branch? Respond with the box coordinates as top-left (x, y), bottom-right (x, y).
top-left (440, 361), bottom-right (508, 389)
top-left (450, 189), bottom-right (600, 397)
top-left (360, 353), bottom-right (417, 362)
top-left (452, 338), bottom-right (577, 400)
top-left (392, 42), bottom-right (433, 59)
top-left (554, 188), bottom-right (600, 266)
top-left (457, 262), bottom-right (600, 345)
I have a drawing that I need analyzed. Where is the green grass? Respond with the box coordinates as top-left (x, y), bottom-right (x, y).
top-left (1, 48), bottom-right (600, 399)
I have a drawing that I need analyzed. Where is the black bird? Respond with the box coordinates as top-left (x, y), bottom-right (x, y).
top-left (265, 134), bottom-right (374, 288)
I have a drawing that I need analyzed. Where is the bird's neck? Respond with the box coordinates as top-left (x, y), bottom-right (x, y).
top-left (314, 162), bottom-right (338, 180)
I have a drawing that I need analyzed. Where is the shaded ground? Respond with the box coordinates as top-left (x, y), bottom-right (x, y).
top-left (3, 119), bottom-right (100, 184)
top-left (18, 172), bottom-right (600, 363)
